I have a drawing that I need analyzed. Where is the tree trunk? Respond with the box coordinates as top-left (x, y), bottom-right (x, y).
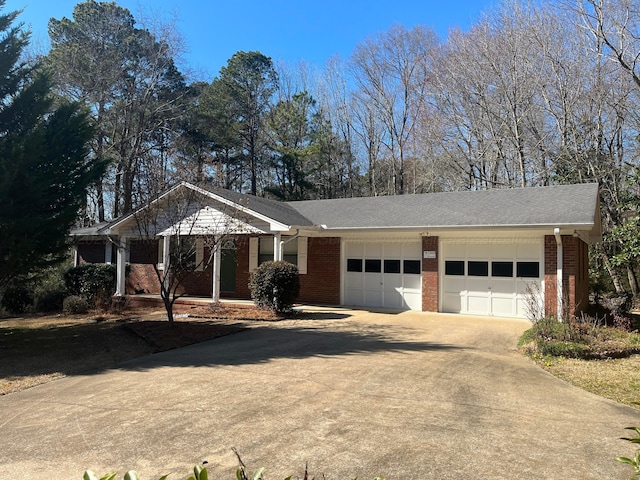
top-left (599, 246), bottom-right (626, 294)
top-left (627, 264), bottom-right (639, 296)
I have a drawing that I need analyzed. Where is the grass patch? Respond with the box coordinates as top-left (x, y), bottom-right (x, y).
top-left (541, 355), bottom-right (640, 407)
top-left (519, 314), bottom-right (640, 409)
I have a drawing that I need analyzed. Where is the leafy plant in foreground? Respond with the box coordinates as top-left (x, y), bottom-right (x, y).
top-left (617, 427), bottom-right (640, 479)
top-left (83, 454), bottom-right (388, 480)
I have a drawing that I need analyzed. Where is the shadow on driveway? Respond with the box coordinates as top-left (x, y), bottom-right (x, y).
top-left (114, 318), bottom-right (461, 371)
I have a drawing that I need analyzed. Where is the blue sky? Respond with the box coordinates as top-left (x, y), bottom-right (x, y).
top-left (7, 0), bottom-right (495, 79)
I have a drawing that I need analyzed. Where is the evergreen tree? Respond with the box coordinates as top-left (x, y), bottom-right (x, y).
top-left (0, 0), bottom-right (107, 293)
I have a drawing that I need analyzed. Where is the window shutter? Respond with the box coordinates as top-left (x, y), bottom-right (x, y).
top-left (297, 237), bottom-right (308, 274)
top-left (195, 237), bottom-right (204, 271)
top-left (249, 237), bottom-right (259, 272)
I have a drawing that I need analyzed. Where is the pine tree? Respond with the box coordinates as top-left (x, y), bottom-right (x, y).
top-left (0, 0), bottom-right (107, 293)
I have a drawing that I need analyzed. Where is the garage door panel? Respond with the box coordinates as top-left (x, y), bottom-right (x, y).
top-left (468, 244), bottom-right (492, 259)
top-left (492, 244), bottom-right (517, 259)
top-left (345, 289), bottom-right (363, 306)
top-left (344, 240), bottom-right (422, 311)
top-left (403, 292), bottom-right (422, 310)
top-left (517, 279), bottom-right (541, 295)
top-left (403, 275), bottom-right (421, 289)
top-left (443, 293), bottom-right (463, 312)
top-left (492, 278), bottom-right (516, 294)
top-left (442, 239), bottom-right (541, 318)
top-left (384, 243), bottom-right (402, 257)
top-left (347, 242), bottom-right (364, 257)
top-left (492, 296), bottom-right (516, 316)
top-left (445, 243), bottom-right (465, 258)
top-left (364, 290), bottom-right (383, 307)
top-left (467, 295), bottom-right (489, 314)
top-left (467, 278), bottom-right (490, 291)
top-left (404, 242), bottom-right (421, 258)
top-left (366, 243), bottom-right (382, 257)
top-left (517, 243), bottom-right (540, 260)
top-left (444, 277), bottom-right (466, 293)
top-left (364, 274), bottom-right (382, 289)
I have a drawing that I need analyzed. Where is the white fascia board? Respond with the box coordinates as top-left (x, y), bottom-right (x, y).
top-left (187, 183), bottom-right (292, 232)
top-left (105, 182), bottom-right (189, 235)
top-left (314, 223), bottom-right (596, 235)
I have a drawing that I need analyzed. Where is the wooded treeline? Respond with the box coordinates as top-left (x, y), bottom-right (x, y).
top-left (38, 0), bottom-right (640, 297)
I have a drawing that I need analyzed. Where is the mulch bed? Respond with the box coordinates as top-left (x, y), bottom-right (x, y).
top-left (123, 320), bottom-right (246, 352)
top-left (121, 304), bottom-right (288, 352)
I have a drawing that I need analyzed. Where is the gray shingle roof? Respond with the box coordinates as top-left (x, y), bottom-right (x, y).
top-left (287, 183), bottom-right (600, 229)
top-left (71, 182), bottom-right (600, 236)
top-left (198, 184), bottom-right (314, 227)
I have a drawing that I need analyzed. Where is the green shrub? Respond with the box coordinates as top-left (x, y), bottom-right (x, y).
top-left (63, 295), bottom-right (89, 315)
top-left (64, 264), bottom-right (117, 307)
top-left (537, 340), bottom-right (587, 357)
top-left (33, 266), bottom-right (68, 312)
top-left (249, 261), bottom-right (300, 314)
top-left (35, 289), bottom-right (66, 312)
top-left (1, 283), bottom-right (34, 314)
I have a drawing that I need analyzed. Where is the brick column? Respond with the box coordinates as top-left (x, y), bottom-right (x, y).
top-left (544, 234), bottom-right (587, 318)
top-left (422, 236), bottom-right (439, 312)
top-left (544, 235), bottom-right (557, 317)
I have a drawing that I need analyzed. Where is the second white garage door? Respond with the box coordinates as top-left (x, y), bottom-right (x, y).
top-left (344, 240), bottom-right (422, 310)
top-left (441, 239), bottom-right (543, 318)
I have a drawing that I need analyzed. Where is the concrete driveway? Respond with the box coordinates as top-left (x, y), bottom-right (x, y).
top-left (0, 309), bottom-right (639, 479)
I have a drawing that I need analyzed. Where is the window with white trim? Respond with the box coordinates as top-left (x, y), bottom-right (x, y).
top-left (250, 236), bottom-right (307, 274)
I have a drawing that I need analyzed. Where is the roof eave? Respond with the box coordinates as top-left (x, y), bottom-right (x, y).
top-left (316, 223), bottom-right (598, 235)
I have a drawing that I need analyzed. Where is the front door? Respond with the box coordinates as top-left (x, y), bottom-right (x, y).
top-left (220, 243), bottom-right (236, 293)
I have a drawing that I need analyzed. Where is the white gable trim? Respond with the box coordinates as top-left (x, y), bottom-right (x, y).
top-left (187, 183), bottom-right (291, 232)
top-left (107, 182), bottom-right (293, 235)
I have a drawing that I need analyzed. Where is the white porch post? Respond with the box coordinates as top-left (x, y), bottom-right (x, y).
top-left (72, 244), bottom-right (79, 267)
top-left (554, 228), bottom-right (563, 321)
top-left (212, 237), bottom-right (221, 303)
top-left (115, 236), bottom-right (128, 296)
top-left (273, 233), bottom-right (282, 261)
top-left (105, 241), bottom-right (112, 264)
top-left (162, 235), bottom-right (171, 290)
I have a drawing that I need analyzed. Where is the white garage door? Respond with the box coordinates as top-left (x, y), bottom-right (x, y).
top-left (344, 241), bottom-right (422, 310)
top-left (441, 240), bottom-right (542, 318)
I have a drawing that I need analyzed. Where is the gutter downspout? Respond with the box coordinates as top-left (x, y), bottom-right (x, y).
top-left (554, 228), bottom-right (563, 322)
top-left (279, 229), bottom-right (300, 261)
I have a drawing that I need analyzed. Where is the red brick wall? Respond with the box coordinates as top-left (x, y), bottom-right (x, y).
top-left (544, 235), bottom-right (557, 317)
top-left (233, 236), bottom-right (251, 299)
top-left (232, 235), bottom-right (341, 305)
top-left (126, 264), bottom-right (160, 294)
top-left (544, 235), bottom-right (590, 318)
top-left (298, 237), bottom-right (341, 305)
top-left (422, 236), bottom-right (439, 312)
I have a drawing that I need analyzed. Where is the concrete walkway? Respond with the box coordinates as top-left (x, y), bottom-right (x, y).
top-left (0, 309), bottom-right (638, 479)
